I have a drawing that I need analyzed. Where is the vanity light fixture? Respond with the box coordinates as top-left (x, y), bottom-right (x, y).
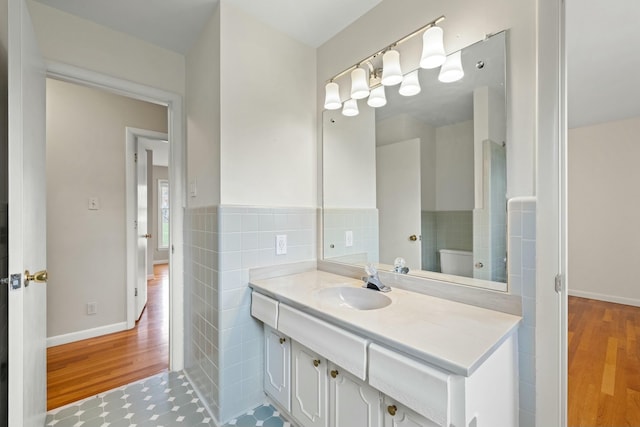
top-left (420, 26), bottom-right (447, 69)
top-left (323, 15), bottom-right (446, 113)
top-left (399, 70), bottom-right (421, 96)
top-left (367, 85), bottom-right (387, 107)
top-left (342, 99), bottom-right (359, 116)
top-left (350, 67), bottom-right (370, 99)
top-left (323, 81), bottom-right (342, 110)
top-left (381, 49), bottom-right (403, 86)
top-left (438, 50), bottom-right (465, 83)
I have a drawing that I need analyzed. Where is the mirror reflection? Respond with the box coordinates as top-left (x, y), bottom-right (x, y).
top-left (323, 31), bottom-right (507, 287)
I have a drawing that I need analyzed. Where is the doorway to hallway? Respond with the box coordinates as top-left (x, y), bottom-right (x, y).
top-left (47, 263), bottom-right (170, 410)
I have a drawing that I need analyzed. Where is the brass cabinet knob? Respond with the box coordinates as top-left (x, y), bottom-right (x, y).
top-left (279, 337), bottom-right (286, 344)
top-left (330, 370), bottom-right (339, 378)
top-left (24, 269), bottom-right (48, 286)
top-left (142, 233), bottom-right (152, 239)
top-left (313, 359), bottom-right (321, 367)
top-left (409, 235), bottom-right (418, 241)
top-left (387, 405), bottom-right (397, 416)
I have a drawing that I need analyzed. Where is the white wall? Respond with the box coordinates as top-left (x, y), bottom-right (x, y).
top-left (186, 5), bottom-right (221, 208)
top-left (568, 116), bottom-right (640, 306)
top-left (323, 107), bottom-right (376, 208)
top-left (436, 120), bottom-right (474, 210)
top-left (46, 78), bottom-right (167, 339)
top-left (27, 0), bottom-right (185, 95)
top-left (219, 1), bottom-right (317, 208)
top-left (317, 0), bottom-right (536, 199)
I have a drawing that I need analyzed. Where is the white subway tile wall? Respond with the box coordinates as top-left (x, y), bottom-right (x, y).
top-left (507, 197), bottom-right (536, 427)
top-left (322, 208), bottom-right (379, 264)
top-left (185, 206), bottom-right (316, 425)
top-left (185, 206), bottom-right (220, 421)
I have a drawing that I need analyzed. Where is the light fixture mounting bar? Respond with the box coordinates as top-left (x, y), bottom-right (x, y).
top-left (326, 15), bottom-right (446, 84)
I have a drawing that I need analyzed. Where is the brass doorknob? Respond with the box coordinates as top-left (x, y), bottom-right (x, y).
top-left (330, 370), bottom-right (339, 378)
top-left (25, 269), bottom-right (48, 286)
top-left (313, 359), bottom-right (321, 367)
top-left (142, 233), bottom-right (152, 239)
top-left (387, 405), bottom-right (397, 416)
top-left (409, 235), bottom-right (418, 241)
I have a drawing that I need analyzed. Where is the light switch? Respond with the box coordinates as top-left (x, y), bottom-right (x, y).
top-left (88, 197), bottom-right (100, 210)
top-left (189, 178), bottom-right (197, 198)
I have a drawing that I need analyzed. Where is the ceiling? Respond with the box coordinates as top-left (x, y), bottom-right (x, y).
top-left (32, 0), bottom-right (638, 128)
top-left (32, 0), bottom-right (383, 52)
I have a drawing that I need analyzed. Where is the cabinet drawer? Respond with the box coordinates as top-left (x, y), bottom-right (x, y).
top-left (279, 304), bottom-right (368, 380)
top-left (368, 344), bottom-right (455, 427)
top-left (251, 292), bottom-right (279, 328)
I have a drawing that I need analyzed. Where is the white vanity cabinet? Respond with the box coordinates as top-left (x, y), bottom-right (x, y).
top-left (328, 363), bottom-right (383, 427)
top-left (383, 398), bottom-right (439, 427)
top-left (291, 340), bottom-right (328, 427)
top-left (249, 282), bottom-right (520, 427)
top-left (264, 326), bottom-right (290, 411)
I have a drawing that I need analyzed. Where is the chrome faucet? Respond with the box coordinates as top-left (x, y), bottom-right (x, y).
top-left (362, 264), bottom-right (391, 292)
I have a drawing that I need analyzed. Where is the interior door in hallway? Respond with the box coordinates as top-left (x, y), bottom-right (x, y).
top-left (136, 144), bottom-right (149, 320)
top-left (4, 0), bottom-right (48, 425)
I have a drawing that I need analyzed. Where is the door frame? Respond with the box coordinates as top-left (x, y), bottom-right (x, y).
top-left (46, 61), bottom-right (185, 371)
top-left (125, 128), bottom-right (168, 326)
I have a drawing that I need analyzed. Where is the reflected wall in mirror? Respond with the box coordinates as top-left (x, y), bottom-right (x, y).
top-left (323, 31), bottom-right (507, 287)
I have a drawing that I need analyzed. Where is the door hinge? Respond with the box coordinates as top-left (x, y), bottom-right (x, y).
top-left (134, 220), bottom-right (138, 230)
top-left (134, 152), bottom-right (138, 163)
top-left (554, 274), bottom-right (564, 293)
top-left (135, 287), bottom-right (138, 297)
top-left (171, 244), bottom-right (174, 254)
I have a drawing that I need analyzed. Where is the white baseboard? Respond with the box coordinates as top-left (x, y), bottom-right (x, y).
top-left (47, 321), bottom-right (129, 348)
top-left (569, 289), bottom-right (640, 307)
top-left (153, 260), bottom-right (169, 265)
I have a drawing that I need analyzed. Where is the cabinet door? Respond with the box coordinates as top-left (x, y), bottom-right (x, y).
top-left (264, 326), bottom-right (291, 411)
top-left (329, 364), bottom-right (383, 427)
top-left (291, 341), bottom-right (328, 427)
top-left (383, 398), bottom-right (440, 427)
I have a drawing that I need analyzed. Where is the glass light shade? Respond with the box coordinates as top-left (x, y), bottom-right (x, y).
top-left (399, 70), bottom-right (421, 96)
top-left (367, 86), bottom-right (387, 108)
top-left (438, 51), bottom-right (464, 83)
top-left (381, 50), bottom-right (403, 86)
top-left (342, 99), bottom-right (359, 116)
top-left (324, 82), bottom-right (342, 110)
top-left (420, 26), bottom-right (446, 69)
top-left (350, 67), bottom-right (370, 100)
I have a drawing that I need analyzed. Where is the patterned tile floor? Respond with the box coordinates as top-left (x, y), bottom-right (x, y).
top-left (45, 371), bottom-right (290, 427)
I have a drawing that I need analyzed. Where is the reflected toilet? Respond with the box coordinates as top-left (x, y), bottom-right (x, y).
top-left (439, 249), bottom-right (473, 278)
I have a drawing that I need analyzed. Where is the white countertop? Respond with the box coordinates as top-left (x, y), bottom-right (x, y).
top-left (250, 270), bottom-right (521, 376)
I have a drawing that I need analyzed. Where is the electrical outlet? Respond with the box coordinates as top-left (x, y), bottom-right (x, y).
top-left (87, 302), bottom-right (97, 315)
top-left (276, 234), bottom-right (287, 255)
top-left (345, 230), bottom-right (353, 247)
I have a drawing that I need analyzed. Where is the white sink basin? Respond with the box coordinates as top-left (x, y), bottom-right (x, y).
top-left (315, 286), bottom-right (392, 310)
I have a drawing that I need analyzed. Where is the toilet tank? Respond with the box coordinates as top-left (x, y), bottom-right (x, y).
top-left (439, 249), bottom-right (473, 277)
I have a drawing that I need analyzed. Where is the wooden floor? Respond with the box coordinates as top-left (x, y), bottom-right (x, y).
top-left (47, 264), bottom-right (169, 410)
top-left (568, 296), bottom-right (640, 426)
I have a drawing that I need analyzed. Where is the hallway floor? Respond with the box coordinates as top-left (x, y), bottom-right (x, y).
top-left (46, 371), bottom-right (290, 427)
top-left (568, 296), bottom-right (640, 426)
top-left (47, 264), bottom-right (170, 410)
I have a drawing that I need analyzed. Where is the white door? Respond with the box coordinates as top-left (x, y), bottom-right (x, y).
top-left (135, 144), bottom-right (149, 320)
top-left (329, 364), bottom-right (383, 427)
top-left (376, 139), bottom-right (422, 270)
top-left (264, 326), bottom-right (291, 411)
top-left (292, 341), bottom-right (328, 427)
top-left (5, 0), bottom-right (48, 425)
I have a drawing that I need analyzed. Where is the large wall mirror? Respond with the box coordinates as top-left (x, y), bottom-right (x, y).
top-left (322, 31), bottom-right (508, 291)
